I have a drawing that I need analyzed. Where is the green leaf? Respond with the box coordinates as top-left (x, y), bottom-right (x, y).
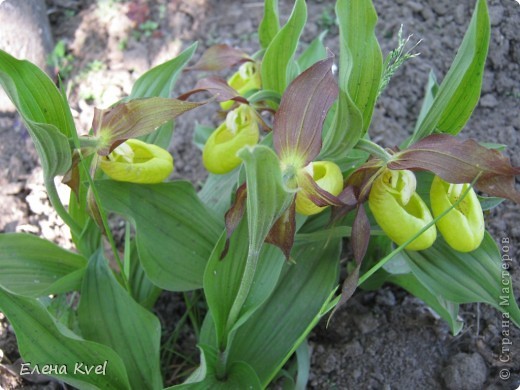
top-left (261, 0), bottom-right (307, 93)
top-left (0, 233), bottom-right (86, 297)
top-left (259, 0), bottom-right (280, 49)
top-left (78, 249), bottom-right (163, 389)
top-left (198, 170), bottom-right (240, 219)
top-left (296, 31), bottom-right (327, 73)
top-left (203, 219), bottom-right (285, 350)
top-left (130, 42), bottom-right (197, 99)
top-left (408, 0), bottom-right (490, 144)
top-left (96, 180), bottom-right (223, 291)
top-left (413, 70), bottom-right (439, 136)
top-left (0, 50), bottom-right (73, 180)
top-left (206, 145), bottom-right (293, 352)
top-left (402, 232), bottom-right (520, 327)
top-left (225, 239), bottom-right (341, 387)
top-left (334, 0), bottom-right (382, 135)
top-left (294, 341), bottom-right (311, 390)
top-left (126, 239), bottom-right (162, 309)
top-left (0, 287), bottom-right (131, 389)
top-left (168, 345), bottom-right (262, 389)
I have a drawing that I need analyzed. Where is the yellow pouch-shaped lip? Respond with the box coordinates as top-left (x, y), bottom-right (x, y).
top-left (430, 176), bottom-right (484, 252)
top-left (221, 62), bottom-right (261, 111)
top-left (203, 105), bottom-right (259, 174)
top-left (295, 161), bottom-right (343, 216)
top-left (99, 139), bottom-right (173, 183)
top-left (369, 169), bottom-right (436, 251)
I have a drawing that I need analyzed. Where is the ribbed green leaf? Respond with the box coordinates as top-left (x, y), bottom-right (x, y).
top-left (205, 145), bottom-right (293, 354)
top-left (0, 233), bottom-right (86, 297)
top-left (261, 0), bottom-right (307, 93)
top-left (203, 219), bottom-right (285, 350)
top-left (335, 0), bottom-right (381, 135)
top-left (408, 0), bottom-right (490, 144)
top-left (78, 250), bottom-right (162, 389)
top-left (96, 180), bottom-right (222, 291)
top-left (226, 239), bottom-right (341, 387)
top-left (167, 345), bottom-right (261, 389)
top-left (259, 0), bottom-right (280, 49)
top-left (198, 169), bottom-right (240, 219)
top-left (402, 232), bottom-right (520, 327)
top-left (126, 239), bottom-right (161, 310)
top-left (321, 0), bottom-right (383, 160)
top-left (0, 287), bottom-right (130, 389)
top-left (0, 49), bottom-right (73, 180)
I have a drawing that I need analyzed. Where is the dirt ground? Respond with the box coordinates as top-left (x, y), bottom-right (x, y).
top-left (0, 0), bottom-right (519, 389)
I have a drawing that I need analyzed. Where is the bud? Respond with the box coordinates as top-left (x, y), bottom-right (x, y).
top-left (430, 176), bottom-right (484, 252)
top-left (369, 169), bottom-right (436, 251)
top-left (295, 161), bottom-right (343, 216)
top-left (99, 139), bottom-right (173, 183)
top-left (203, 104), bottom-right (259, 174)
top-left (221, 61), bottom-right (261, 110)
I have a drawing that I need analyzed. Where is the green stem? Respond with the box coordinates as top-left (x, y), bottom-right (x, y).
top-left (45, 179), bottom-right (82, 237)
top-left (355, 138), bottom-right (392, 162)
top-left (216, 249), bottom-right (261, 379)
top-left (83, 166), bottom-right (131, 293)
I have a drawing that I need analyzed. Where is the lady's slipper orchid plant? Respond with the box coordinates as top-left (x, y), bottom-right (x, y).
top-left (430, 176), bottom-right (484, 252)
top-left (99, 139), bottom-right (173, 184)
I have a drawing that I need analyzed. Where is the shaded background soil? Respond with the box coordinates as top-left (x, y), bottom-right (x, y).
top-left (0, 0), bottom-right (519, 389)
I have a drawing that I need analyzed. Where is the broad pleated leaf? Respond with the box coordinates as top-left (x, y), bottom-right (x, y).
top-left (225, 239), bottom-right (341, 387)
top-left (389, 134), bottom-right (520, 203)
top-left (321, 0), bottom-right (382, 158)
top-left (78, 250), bottom-right (163, 389)
top-left (0, 233), bottom-right (86, 297)
top-left (402, 232), bottom-right (520, 327)
top-left (0, 287), bottom-right (131, 389)
top-left (261, 0), bottom-right (306, 93)
top-left (238, 145), bottom-right (295, 261)
top-left (408, 0), bottom-right (490, 144)
top-left (203, 220), bottom-right (285, 351)
top-left (167, 345), bottom-right (262, 389)
top-left (205, 145), bottom-right (293, 349)
top-left (198, 170), bottom-right (240, 218)
top-left (0, 49), bottom-right (73, 179)
top-left (259, 0), bottom-right (280, 49)
top-left (96, 180), bottom-right (222, 291)
top-left (273, 57), bottom-right (338, 165)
